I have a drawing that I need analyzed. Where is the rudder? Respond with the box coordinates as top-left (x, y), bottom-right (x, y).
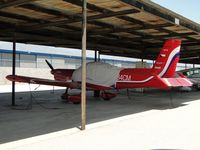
top-left (152, 39), bottom-right (181, 78)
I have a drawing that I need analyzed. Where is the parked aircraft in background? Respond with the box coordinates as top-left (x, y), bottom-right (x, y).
top-left (6, 39), bottom-right (192, 103)
top-left (178, 68), bottom-right (200, 90)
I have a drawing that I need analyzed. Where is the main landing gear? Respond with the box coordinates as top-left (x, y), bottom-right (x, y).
top-left (100, 91), bottom-right (117, 101)
top-left (61, 88), bottom-right (81, 104)
top-left (61, 88), bottom-right (117, 104)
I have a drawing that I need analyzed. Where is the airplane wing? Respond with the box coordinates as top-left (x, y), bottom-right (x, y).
top-left (6, 75), bottom-right (112, 90)
top-left (6, 75), bottom-right (80, 89)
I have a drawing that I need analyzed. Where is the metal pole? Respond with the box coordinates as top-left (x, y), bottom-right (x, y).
top-left (98, 51), bottom-right (100, 62)
top-left (94, 50), bottom-right (97, 62)
top-left (141, 59), bottom-right (144, 68)
top-left (81, 0), bottom-right (87, 130)
top-left (12, 34), bottom-right (16, 106)
top-left (94, 50), bottom-right (100, 97)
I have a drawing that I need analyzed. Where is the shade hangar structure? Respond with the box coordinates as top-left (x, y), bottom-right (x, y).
top-left (0, 0), bottom-right (200, 130)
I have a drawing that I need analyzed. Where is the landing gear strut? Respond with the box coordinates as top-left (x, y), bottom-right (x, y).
top-left (61, 88), bottom-right (69, 100)
top-left (61, 88), bottom-right (81, 104)
top-left (101, 91), bottom-right (117, 101)
top-left (94, 90), bottom-right (100, 97)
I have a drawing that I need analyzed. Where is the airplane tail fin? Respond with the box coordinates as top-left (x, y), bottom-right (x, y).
top-left (152, 39), bottom-right (181, 78)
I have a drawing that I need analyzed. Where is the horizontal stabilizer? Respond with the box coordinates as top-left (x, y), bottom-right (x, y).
top-left (162, 78), bottom-right (193, 87)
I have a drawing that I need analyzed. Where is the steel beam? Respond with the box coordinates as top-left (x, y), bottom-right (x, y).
top-left (121, 0), bottom-right (200, 34)
top-left (0, 0), bottom-right (34, 9)
top-left (25, 8), bottom-right (139, 30)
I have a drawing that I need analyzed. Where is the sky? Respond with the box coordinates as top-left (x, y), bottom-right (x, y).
top-left (152, 0), bottom-right (200, 24)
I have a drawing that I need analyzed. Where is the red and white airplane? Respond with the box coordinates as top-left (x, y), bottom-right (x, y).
top-left (6, 39), bottom-right (192, 103)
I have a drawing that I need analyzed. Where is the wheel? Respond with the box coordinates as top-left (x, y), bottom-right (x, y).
top-left (68, 95), bottom-right (81, 104)
top-left (101, 91), bottom-right (117, 101)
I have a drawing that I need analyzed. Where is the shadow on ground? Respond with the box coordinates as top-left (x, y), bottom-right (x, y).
top-left (0, 88), bottom-right (199, 144)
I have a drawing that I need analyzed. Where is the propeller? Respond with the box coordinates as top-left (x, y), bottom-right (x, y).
top-left (45, 60), bottom-right (54, 70)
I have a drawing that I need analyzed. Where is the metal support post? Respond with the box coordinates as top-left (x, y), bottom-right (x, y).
top-left (141, 59), bottom-right (144, 68)
top-left (12, 34), bottom-right (16, 106)
top-left (94, 50), bottom-right (100, 97)
top-left (94, 50), bottom-right (97, 62)
top-left (98, 51), bottom-right (100, 62)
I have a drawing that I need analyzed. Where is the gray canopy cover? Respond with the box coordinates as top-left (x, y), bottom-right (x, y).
top-left (72, 62), bottom-right (122, 87)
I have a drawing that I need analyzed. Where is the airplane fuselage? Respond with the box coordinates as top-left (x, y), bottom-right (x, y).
top-left (116, 68), bottom-right (155, 89)
top-left (52, 66), bottom-right (166, 89)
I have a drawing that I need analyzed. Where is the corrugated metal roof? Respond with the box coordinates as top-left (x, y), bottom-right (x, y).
top-left (0, 0), bottom-right (200, 64)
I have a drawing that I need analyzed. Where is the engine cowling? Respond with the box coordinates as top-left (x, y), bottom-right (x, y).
top-left (51, 69), bottom-right (74, 81)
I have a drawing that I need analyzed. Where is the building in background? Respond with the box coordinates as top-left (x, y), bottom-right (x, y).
top-left (0, 48), bottom-right (138, 69)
